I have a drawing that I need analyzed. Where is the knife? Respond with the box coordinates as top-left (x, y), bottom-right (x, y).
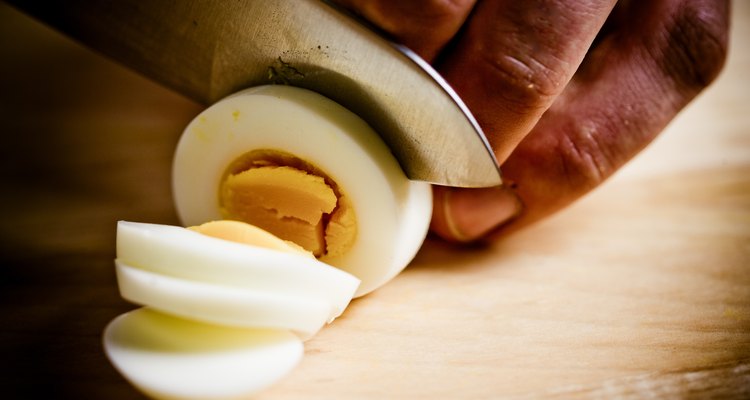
top-left (8, 0), bottom-right (501, 188)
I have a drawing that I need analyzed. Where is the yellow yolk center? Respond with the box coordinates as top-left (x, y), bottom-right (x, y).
top-left (218, 150), bottom-right (357, 259)
top-left (188, 220), bottom-right (313, 258)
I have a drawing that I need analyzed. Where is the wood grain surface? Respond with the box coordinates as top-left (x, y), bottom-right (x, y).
top-left (0, 2), bottom-right (748, 399)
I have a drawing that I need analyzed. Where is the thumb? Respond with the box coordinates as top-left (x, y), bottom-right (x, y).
top-left (430, 186), bottom-right (522, 243)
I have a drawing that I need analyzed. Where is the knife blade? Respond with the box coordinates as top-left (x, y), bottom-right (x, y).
top-left (9, 0), bottom-right (501, 187)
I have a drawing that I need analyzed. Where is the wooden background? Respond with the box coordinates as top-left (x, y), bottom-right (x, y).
top-left (0, 2), bottom-right (748, 399)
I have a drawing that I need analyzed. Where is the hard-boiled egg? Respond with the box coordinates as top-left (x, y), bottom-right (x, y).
top-left (173, 85), bottom-right (432, 296)
top-left (104, 308), bottom-right (303, 400)
top-left (115, 260), bottom-right (334, 337)
top-left (106, 85), bottom-right (435, 399)
top-left (116, 220), bottom-right (359, 323)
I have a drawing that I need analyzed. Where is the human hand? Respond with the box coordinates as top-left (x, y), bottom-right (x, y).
top-left (333, 0), bottom-right (729, 242)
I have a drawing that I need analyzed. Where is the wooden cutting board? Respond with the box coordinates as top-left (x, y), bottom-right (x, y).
top-left (0, 2), bottom-right (747, 399)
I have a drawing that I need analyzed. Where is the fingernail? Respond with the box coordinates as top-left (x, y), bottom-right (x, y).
top-left (443, 186), bottom-right (522, 242)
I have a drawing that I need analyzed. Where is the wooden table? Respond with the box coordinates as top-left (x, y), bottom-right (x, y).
top-left (1, 2), bottom-right (748, 398)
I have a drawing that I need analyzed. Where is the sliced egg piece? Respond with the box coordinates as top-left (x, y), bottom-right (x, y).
top-left (115, 261), bottom-right (331, 338)
top-left (104, 308), bottom-right (302, 400)
top-left (173, 84), bottom-right (433, 296)
top-left (116, 220), bottom-right (359, 319)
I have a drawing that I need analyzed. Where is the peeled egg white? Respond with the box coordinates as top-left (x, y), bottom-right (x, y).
top-left (173, 85), bottom-right (433, 296)
top-left (116, 261), bottom-right (332, 338)
top-left (104, 308), bottom-right (302, 400)
top-left (116, 221), bottom-right (359, 320)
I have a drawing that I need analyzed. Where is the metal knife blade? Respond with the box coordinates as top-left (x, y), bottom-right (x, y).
top-left (10, 0), bottom-right (501, 187)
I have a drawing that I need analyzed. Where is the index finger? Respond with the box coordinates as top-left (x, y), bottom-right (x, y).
top-left (438, 0), bottom-right (617, 163)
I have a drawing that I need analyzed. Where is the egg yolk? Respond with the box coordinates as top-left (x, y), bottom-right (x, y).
top-left (188, 220), bottom-right (314, 258)
top-left (218, 150), bottom-right (356, 259)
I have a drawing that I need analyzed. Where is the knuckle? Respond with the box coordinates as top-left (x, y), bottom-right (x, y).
top-left (554, 119), bottom-right (616, 190)
top-left (479, 51), bottom-right (566, 114)
top-left (661, 1), bottom-right (729, 91)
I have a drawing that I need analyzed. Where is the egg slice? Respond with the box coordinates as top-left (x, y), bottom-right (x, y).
top-left (173, 85), bottom-right (433, 296)
top-left (116, 221), bottom-right (359, 321)
top-left (104, 308), bottom-right (303, 400)
top-left (108, 220), bottom-right (352, 398)
top-left (115, 261), bottom-right (332, 337)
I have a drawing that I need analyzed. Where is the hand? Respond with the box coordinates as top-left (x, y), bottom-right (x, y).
top-left (334, 0), bottom-right (729, 242)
